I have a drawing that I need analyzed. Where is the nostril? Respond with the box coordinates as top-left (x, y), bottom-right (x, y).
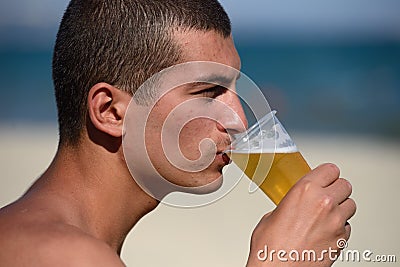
top-left (216, 121), bottom-right (227, 133)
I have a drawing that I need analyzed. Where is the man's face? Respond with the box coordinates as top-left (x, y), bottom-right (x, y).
top-left (144, 30), bottom-right (247, 193)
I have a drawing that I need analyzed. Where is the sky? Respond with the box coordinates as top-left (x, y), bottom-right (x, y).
top-left (0, 0), bottom-right (399, 46)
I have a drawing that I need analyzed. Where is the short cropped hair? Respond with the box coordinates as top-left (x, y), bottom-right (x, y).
top-left (52, 0), bottom-right (231, 145)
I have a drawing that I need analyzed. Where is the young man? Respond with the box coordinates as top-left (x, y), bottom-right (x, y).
top-left (0, 1), bottom-right (356, 266)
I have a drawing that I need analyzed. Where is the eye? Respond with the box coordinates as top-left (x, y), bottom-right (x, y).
top-left (193, 85), bottom-right (227, 99)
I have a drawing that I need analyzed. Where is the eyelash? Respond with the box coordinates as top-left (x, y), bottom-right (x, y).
top-left (195, 86), bottom-right (227, 100)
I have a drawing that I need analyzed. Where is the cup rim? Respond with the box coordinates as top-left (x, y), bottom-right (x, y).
top-left (228, 110), bottom-right (277, 151)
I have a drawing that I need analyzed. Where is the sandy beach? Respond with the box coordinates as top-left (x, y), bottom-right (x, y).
top-left (1, 124), bottom-right (399, 266)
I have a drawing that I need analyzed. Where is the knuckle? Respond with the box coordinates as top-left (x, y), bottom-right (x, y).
top-left (324, 163), bottom-right (340, 177)
top-left (341, 177), bottom-right (352, 189)
top-left (338, 178), bottom-right (352, 194)
top-left (344, 179), bottom-right (353, 192)
top-left (348, 198), bottom-right (357, 214)
top-left (318, 194), bottom-right (335, 211)
top-left (295, 179), bottom-right (313, 195)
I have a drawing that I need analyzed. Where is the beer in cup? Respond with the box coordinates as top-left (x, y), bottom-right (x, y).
top-left (227, 111), bottom-right (310, 205)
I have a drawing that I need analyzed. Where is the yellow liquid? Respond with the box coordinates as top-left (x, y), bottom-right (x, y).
top-left (230, 152), bottom-right (311, 205)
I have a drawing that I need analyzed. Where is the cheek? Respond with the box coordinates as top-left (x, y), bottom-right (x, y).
top-left (178, 119), bottom-right (216, 159)
top-left (144, 99), bottom-right (219, 169)
top-left (143, 106), bottom-right (169, 164)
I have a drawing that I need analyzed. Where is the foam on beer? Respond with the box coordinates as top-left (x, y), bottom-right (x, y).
top-left (229, 112), bottom-right (298, 155)
top-left (230, 145), bottom-right (298, 154)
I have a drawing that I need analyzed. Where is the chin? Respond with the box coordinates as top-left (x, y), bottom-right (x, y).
top-left (183, 173), bottom-right (223, 195)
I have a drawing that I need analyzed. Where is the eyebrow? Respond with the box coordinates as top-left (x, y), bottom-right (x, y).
top-left (188, 73), bottom-right (241, 88)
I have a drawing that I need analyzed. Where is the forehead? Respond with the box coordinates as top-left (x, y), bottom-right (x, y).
top-left (173, 30), bottom-right (241, 71)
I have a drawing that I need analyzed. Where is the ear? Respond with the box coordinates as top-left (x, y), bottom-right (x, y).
top-left (87, 83), bottom-right (131, 138)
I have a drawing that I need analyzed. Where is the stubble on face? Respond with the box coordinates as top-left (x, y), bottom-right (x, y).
top-left (144, 29), bottom-right (242, 191)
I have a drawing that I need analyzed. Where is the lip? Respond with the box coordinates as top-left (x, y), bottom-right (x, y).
top-left (216, 151), bottom-right (232, 165)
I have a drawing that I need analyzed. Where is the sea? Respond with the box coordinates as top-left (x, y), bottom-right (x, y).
top-left (1, 40), bottom-right (399, 139)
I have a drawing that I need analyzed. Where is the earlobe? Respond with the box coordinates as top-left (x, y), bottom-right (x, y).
top-left (87, 83), bottom-right (130, 138)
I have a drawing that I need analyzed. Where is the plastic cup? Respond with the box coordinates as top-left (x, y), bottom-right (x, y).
top-left (227, 111), bottom-right (311, 205)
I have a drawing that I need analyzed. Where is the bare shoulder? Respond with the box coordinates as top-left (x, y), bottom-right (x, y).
top-left (0, 206), bottom-right (125, 267)
top-left (43, 229), bottom-right (126, 267)
top-left (44, 231), bottom-right (126, 267)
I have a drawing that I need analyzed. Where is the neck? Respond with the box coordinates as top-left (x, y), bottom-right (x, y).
top-left (25, 138), bottom-right (159, 253)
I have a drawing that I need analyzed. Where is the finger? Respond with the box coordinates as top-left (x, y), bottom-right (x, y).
top-left (335, 223), bottom-right (352, 250)
top-left (326, 178), bottom-right (352, 204)
top-left (260, 211), bottom-right (273, 222)
top-left (338, 198), bottom-right (357, 222)
top-left (305, 163), bottom-right (340, 188)
top-left (343, 222), bottom-right (352, 245)
top-left (344, 222), bottom-right (352, 240)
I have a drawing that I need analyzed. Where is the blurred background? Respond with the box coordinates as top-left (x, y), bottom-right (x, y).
top-left (0, 0), bottom-right (399, 266)
top-left (0, 0), bottom-right (399, 137)
top-left (225, 0), bottom-right (400, 138)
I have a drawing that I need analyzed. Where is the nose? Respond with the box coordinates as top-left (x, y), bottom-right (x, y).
top-left (217, 89), bottom-right (248, 135)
